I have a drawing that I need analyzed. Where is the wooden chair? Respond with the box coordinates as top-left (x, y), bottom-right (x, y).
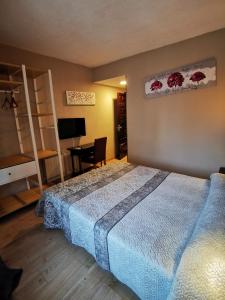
top-left (81, 137), bottom-right (107, 171)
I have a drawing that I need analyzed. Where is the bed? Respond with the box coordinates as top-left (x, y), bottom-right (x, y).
top-left (36, 161), bottom-right (225, 299)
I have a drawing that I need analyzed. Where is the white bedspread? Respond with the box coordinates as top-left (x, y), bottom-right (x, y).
top-left (37, 161), bottom-right (215, 299)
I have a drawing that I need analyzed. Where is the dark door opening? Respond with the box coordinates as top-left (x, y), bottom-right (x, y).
top-left (114, 92), bottom-right (127, 159)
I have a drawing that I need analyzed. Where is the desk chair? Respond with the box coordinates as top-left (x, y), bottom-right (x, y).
top-left (81, 137), bottom-right (107, 171)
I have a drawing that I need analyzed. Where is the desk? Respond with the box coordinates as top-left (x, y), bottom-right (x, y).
top-left (67, 143), bottom-right (94, 176)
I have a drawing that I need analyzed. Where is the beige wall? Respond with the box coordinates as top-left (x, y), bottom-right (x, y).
top-left (93, 29), bottom-right (225, 178)
top-left (1, 28), bottom-right (225, 182)
top-left (0, 44), bottom-right (120, 192)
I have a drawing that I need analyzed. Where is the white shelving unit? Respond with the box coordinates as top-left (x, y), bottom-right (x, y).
top-left (0, 62), bottom-right (64, 218)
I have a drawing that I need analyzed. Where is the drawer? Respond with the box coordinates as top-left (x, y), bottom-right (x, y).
top-left (0, 161), bottom-right (37, 186)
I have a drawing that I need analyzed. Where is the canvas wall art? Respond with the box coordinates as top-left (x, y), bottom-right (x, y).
top-left (66, 91), bottom-right (96, 105)
top-left (144, 58), bottom-right (216, 98)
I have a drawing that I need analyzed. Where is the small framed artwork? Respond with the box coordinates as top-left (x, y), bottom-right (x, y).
top-left (66, 91), bottom-right (96, 105)
top-left (144, 57), bottom-right (216, 98)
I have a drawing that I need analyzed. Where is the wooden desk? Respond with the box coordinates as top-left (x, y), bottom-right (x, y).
top-left (67, 143), bottom-right (94, 176)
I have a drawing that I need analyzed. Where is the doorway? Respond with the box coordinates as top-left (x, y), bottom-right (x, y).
top-left (114, 92), bottom-right (127, 159)
top-left (94, 75), bottom-right (128, 161)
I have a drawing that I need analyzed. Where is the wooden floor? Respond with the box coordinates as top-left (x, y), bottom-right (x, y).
top-left (0, 208), bottom-right (137, 300)
top-left (0, 159), bottom-right (138, 300)
top-left (0, 205), bottom-right (42, 249)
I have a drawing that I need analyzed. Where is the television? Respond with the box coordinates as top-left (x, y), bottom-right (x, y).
top-left (58, 118), bottom-right (86, 139)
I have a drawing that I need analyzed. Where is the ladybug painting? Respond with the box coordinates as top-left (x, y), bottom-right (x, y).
top-left (190, 71), bottom-right (206, 83)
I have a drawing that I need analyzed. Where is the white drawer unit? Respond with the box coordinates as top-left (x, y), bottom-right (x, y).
top-left (0, 160), bottom-right (37, 186)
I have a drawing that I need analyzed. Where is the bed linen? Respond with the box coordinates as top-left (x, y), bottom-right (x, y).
top-left (37, 161), bottom-right (225, 299)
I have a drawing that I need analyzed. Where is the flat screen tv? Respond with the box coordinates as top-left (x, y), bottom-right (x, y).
top-left (58, 118), bottom-right (86, 139)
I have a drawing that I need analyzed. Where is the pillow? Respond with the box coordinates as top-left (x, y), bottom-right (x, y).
top-left (168, 173), bottom-right (225, 299)
top-left (0, 257), bottom-right (23, 300)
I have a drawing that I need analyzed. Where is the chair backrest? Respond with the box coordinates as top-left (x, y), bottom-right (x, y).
top-left (94, 137), bottom-right (107, 163)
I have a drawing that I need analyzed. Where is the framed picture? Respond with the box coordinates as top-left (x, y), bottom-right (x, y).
top-left (144, 57), bottom-right (216, 98)
top-left (66, 91), bottom-right (96, 105)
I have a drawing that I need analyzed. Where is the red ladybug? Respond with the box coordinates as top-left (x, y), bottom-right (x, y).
top-left (190, 71), bottom-right (206, 83)
top-left (151, 80), bottom-right (163, 91)
top-left (167, 72), bottom-right (184, 88)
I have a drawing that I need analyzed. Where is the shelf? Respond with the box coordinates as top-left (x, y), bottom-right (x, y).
top-left (17, 113), bottom-right (53, 118)
top-left (0, 62), bottom-right (46, 79)
top-left (14, 67), bottom-right (46, 79)
top-left (0, 196), bottom-right (22, 218)
top-left (0, 62), bottom-right (21, 76)
top-left (37, 150), bottom-right (58, 160)
top-left (25, 67), bottom-right (47, 79)
top-left (0, 154), bottom-right (34, 170)
top-left (0, 185), bottom-right (48, 218)
top-left (36, 101), bottom-right (45, 105)
top-left (40, 126), bottom-right (55, 130)
top-left (0, 79), bottom-right (23, 90)
top-left (26, 149), bottom-right (58, 160)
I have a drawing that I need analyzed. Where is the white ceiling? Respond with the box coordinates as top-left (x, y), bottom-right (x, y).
top-left (0, 0), bottom-right (225, 67)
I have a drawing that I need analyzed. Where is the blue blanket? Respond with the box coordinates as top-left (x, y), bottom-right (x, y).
top-left (36, 162), bottom-right (225, 299)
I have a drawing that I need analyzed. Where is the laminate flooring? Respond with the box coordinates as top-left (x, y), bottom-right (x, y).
top-left (0, 171), bottom-right (138, 299)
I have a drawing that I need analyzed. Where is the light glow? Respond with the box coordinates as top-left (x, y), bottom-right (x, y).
top-left (120, 80), bottom-right (127, 86)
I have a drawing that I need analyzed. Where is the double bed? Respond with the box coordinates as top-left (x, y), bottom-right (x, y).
top-left (37, 161), bottom-right (225, 299)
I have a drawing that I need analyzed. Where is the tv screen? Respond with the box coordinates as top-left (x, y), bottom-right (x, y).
top-left (58, 118), bottom-right (86, 139)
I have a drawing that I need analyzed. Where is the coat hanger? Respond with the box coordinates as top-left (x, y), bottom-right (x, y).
top-left (1, 92), bottom-right (11, 110)
top-left (1, 91), bottom-right (18, 110)
top-left (10, 91), bottom-right (18, 108)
